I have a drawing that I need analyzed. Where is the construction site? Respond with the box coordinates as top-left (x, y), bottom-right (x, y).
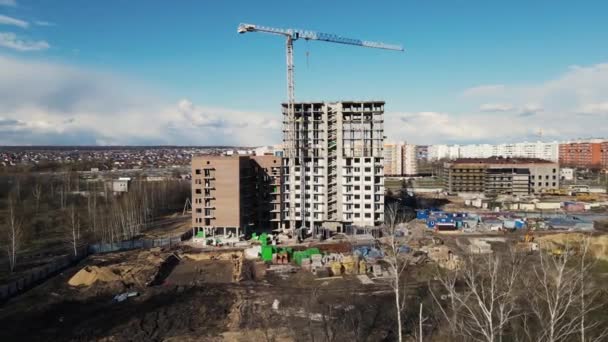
top-left (2, 16), bottom-right (608, 342)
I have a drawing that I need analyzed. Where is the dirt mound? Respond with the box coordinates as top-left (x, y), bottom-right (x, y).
top-left (68, 266), bottom-right (121, 286)
top-left (68, 250), bottom-right (170, 288)
top-left (538, 233), bottom-right (608, 260)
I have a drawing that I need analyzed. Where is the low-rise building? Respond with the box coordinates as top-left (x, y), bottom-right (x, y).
top-left (444, 157), bottom-right (559, 195)
top-left (560, 167), bottom-right (575, 181)
top-left (111, 177), bottom-right (131, 193)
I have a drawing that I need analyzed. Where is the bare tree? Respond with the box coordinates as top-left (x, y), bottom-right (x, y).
top-left (381, 201), bottom-right (410, 342)
top-left (429, 267), bottom-right (461, 339)
top-left (527, 246), bottom-right (579, 342)
top-left (32, 181), bottom-right (42, 214)
top-left (413, 302), bottom-right (428, 342)
top-left (576, 237), bottom-right (608, 342)
top-left (521, 239), bottom-right (608, 342)
top-left (4, 195), bottom-right (23, 272)
top-left (66, 204), bottom-right (81, 257)
top-left (431, 253), bottom-right (522, 342)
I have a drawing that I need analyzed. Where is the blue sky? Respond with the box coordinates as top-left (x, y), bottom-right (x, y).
top-left (1, 0), bottom-right (608, 145)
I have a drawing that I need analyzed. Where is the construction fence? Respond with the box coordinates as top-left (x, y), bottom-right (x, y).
top-left (0, 229), bottom-right (193, 302)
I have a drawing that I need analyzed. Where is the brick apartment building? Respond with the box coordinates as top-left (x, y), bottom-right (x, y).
top-left (191, 155), bottom-right (282, 236)
top-left (444, 157), bottom-right (559, 196)
top-left (559, 140), bottom-right (608, 169)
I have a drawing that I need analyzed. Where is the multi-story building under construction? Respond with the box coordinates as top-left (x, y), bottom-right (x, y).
top-left (282, 101), bottom-right (385, 233)
top-left (191, 155), bottom-right (282, 236)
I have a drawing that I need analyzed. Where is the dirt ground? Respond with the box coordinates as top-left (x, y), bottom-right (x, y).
top-left (0, 246), bottom-right (406, 342)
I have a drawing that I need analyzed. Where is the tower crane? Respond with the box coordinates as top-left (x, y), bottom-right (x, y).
top-left (238, 23), bottom-right (403, 235)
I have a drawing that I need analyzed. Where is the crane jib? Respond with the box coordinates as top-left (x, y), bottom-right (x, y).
top-left (238, 23), bottom-right (404, 52)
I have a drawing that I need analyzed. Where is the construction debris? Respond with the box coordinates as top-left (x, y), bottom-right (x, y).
top-left (357, 274), bottom-right (374, 285)
top-left (112, 291), bottom-right (139, 303)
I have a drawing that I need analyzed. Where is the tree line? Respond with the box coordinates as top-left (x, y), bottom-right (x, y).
top-left (0, 173), bottom-right (190, 274)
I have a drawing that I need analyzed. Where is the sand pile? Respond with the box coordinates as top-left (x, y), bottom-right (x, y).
top-left (68, 266), bottom-right (121, 286)
top-left (538, 233), bottom-right (608, 260)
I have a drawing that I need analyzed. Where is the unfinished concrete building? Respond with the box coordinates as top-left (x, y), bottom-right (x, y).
top-left (443, 157), bottom-right (559, 196)
top-left (191, 155), bottom-right (282, 236)
top-left (282, 101), bottom-right (385, 233)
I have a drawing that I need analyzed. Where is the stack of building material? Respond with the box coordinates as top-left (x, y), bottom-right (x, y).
top-left (563, 201), bottom-right (586, 212)
top-left (329, 261), bottom-right (342, 276)
top-left (310, 254), bottom-right (323, 272)
top-left (322, 253), bottom-right (343, 264)
top-left (359, 260), bottom-right (367, 274)
top-left (300, 258), bottom-right (311, 271)
top-left (342, 255), bottom-right (359, 275)
top-left (372, 264), bottom-right (383, 277)
top-left (469, 239), bottom-right (492, 254)
top-left (276, 251), bottom-right (289, 264)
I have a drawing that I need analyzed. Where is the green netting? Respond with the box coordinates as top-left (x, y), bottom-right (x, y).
top-left (259, 233), bottom-right (268, 246)
top-left (306, 248), bottom-right (321, 256)
top-left (261, 245), bottom-right (274, 261)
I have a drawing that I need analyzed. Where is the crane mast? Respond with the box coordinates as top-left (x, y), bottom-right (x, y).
top-left (238, 23), bottom-right (403, 236)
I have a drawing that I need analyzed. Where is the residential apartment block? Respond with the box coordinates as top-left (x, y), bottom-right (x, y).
top-left (429, 141), bottom-right (559, 162)
top-left (282, 101), bottom-right (385, 232)
top-left (383, 142), bottom-right (404, 176)
top-left (443, 157), bottom-right (559, 196)
top-left (404, 144), bottom-right (417, 176)
top-left (191, 155), bottom-right (282, 235)
top-left (559, 140), bottom-right (608, 168)
top-left (383, 141), bottom-right (417, 176)
top-left (415, 145), bottom-right (428, 160)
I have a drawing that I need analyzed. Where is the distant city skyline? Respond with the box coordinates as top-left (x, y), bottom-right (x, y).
top-left (1, 1), bottom-right (608, 146)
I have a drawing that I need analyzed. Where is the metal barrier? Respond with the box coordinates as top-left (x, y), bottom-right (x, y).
top-left (0, 230), bottom-right (191, 302)
top-left (0, 246), bottom-right (89, 301)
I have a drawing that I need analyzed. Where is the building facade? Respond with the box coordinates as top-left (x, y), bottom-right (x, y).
top-left (191, 155), bottom-right (283, 235)
top-left (444, 157), bottom-right (559, 196)
top-left (428, 141), bottom-right (559, 162)
top-left (403, 144), bottom-right (417, 176)
top-left (383, 141), bottom-right (418, 176)
top-left (383, 142), bottom-right (404, 176)
top-left (559, 140), bottom-right (607, 168)
top-left (282, 101), bottom-right (384, 232)
top-left (415, 145), bottom-right (429, 160)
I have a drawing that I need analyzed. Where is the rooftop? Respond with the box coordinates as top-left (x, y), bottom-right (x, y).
top-left (450, 157), bottom-right (556, 165)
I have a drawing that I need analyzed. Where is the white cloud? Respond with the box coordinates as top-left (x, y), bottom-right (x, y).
top-left (0, 54), bottom-right (280, 145)
top-left (34, 20), bottom-right (55, 27)
top-left (0, 0), bottom-right (17, 7)
top-left (462, 84), bottom-right (505, 97)
top-left (416, 61), bottom-right (608, 143)
top-left (0, 14), bottom-right (28, 28)
top-left (580, 102), bottom-right (608, 115)
top-left (387, 107), bottom-right (607, 145)
top-left (0, 32), bottom-right (49, 51)
top-left (479, 103), bottom-right (514, 112)
top-left (519, 104), bottom-right (544, 117)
